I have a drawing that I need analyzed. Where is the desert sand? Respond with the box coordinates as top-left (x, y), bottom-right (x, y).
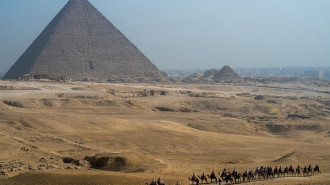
top-left (0, 79), bottom-right (329, 185)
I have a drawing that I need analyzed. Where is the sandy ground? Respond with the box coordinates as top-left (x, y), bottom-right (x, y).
top-left (0, 80), bottom-right (329, 185)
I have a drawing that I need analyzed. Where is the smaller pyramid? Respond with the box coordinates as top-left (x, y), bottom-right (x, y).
top-left (214, 65), bottom-right (241, 81)
top-left (203, 68), bottom-right (219, 78)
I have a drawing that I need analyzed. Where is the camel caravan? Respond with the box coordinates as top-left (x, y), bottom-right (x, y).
top-left (147, 164), bottom-right (321, 185)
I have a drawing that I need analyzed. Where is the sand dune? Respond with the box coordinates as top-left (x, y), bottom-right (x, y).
top-left (0, 80), bottom-right (329, 185)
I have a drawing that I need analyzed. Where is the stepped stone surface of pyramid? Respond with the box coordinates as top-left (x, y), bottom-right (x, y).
top-left (214, 65), bottom-right (241, 81)
top-left (4, 0), bottom-right (162, 81)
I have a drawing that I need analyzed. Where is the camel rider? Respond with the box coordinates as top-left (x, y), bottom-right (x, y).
top-left (192, 173), bottom-right (197, 180)
top-left (314, 164), bottom-right (319, 172)
top-left (222, 168), bottom-right (226, 175)
top-left (201, 172), bottom-right (206, 180)
top-left (250, 169), bottom-right (253, 174)
top-left (157, 177), bottom-right (164, 185)
top-left (232, 169), bottom-right (237, 176)
top-left (191, 173), bottom-right (200, 185)
top-left (150, 179), bottom-right (157, 185)
top-left (211, 170), bottom-right (216, 178)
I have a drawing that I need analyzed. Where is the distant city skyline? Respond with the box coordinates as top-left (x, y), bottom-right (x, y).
top-left (1, 0), bottom-right (330, 74)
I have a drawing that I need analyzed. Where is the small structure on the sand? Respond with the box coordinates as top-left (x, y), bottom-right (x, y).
top-left (184, 65), bottom-right (241, 83)
top-left (213, 65), bottom-right (242, 82)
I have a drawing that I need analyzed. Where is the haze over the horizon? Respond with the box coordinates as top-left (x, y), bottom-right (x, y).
top-left (0, 0), bottom-right (329, 73)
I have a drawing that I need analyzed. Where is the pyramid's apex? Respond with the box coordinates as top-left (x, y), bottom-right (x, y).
top-left (66, 0), bottom-right (93, 6)
top-left (68, 0), bottom-right (89, 2)
top-left (67, 0), bottom-right (92, 5)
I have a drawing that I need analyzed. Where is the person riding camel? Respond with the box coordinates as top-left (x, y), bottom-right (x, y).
top-left (314, 164), bottom-right (320, 173)
top-left (315, 164), bottom-right (319, 170)
top-left (255, 167), bottom-right (259, 173)
top-left (150, 179), bottom-right (157, 185)
top-left (201, 172), bottom-right (206, 180)
top-left (249, 169), bottom-right (253, 177)
top-left (232, 169), bottom-right (238, 176)
top-left (304, 166), bottom-right (308, 173)
top-left (210, 170), bottom-right (216, 178)
top-left (308, 164), bottom-right (312, 171)
top-left (157, 177), bottom-right (164, 185)
top-left (190, 173), bottom-right (199, 185)
top-left (192, 173), bottom-right (197, 180)
top-left (221, 168), bottom-right (226, 176)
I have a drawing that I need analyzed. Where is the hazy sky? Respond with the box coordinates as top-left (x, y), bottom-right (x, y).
top-left (0, 0), bottom-right (329, 73)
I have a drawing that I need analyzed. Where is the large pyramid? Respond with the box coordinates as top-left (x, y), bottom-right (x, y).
top-left (4, 0), bottom-right (163, 81)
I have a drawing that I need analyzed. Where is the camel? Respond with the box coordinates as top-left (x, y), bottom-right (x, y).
top-left (232, 173), bottom-right (241, 183)
top-left (273, 167), bottom-right (280, 178)
top-left (207, 171), bottom-right (218, 184)
top-left (308, 165), bottom-right (313, 176)
top-left (266, 167), bottom-right (274, 179)
top-left (254, 167), bottom-right (265, 181)
top-left (248, 170), bottom-right (254, 180)
top-left (288, 165), bottom-right (295, 176)
top-left (223, 173), bottom-right (233, 184)
top-left (219, 171), bottom-right (227, 180)
top-left (188, 177), bottom-right (199, 185)
top-left (278, 166), bottom-right (283, 177)
top-left (284, 166), bottom-right (289, 177)
top-left (295, 166), bottom-right (301, 177)
top-left (313, 165), bottom-right (321, 175)
top-left (157, 178), bottom-right (165, 185)
top-left (303, 166), bottom-right (309, 176)
top-left (198, 173), bottom-right (208, 184)
top-left (242, 171), bottom-right (249, 182)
